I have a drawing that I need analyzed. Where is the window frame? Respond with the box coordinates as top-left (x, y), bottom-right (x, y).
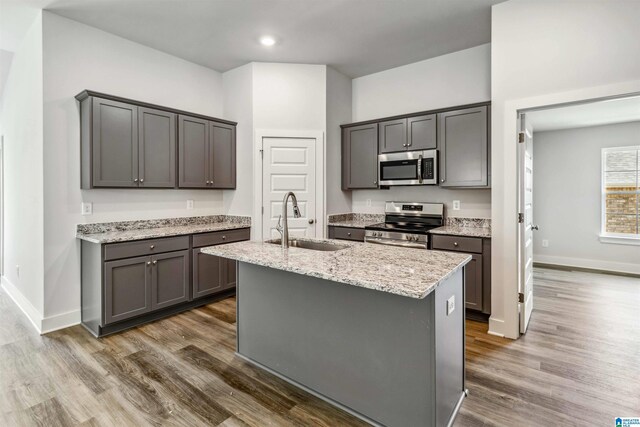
top-left (600, 145), bottom-right (640, 245)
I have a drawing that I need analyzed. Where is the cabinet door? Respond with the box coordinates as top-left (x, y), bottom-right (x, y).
top-left (342, 124), bottom-right (379, 189)
top-left (464, 253), bottom-right (483, 311)
top-left (210, 122), bottom-right (236, 189)
top-left (438, 106), bottom-right (488, 187)
top-left (104, 255), bottom-right (151, 324)
top-left (379, 118), bottom-right (407, 153)
top-left (178, 115), bottom-right (209, 188)
top-left (92, 98), bottom-right (139, 188)
top-left (407, 114), bottom-right (436, 150)
top-left (151, 250), bottom-right (189, 310)
top-left (192, 248), bottom-right (224, 299)
top-left (138, 107), bottom-right (176, 188)
top-left (222, 259), bottom-right (237, 290)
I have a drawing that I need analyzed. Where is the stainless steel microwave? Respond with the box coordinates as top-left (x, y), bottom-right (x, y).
top-left (378, 149), bottom-right (438, 186)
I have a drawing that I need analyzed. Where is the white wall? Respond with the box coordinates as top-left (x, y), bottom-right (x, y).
top-left (0, 12), bottom-right (45, 327)
top-left (223, 63), bottom-right (254, 216)
top-left (532, 122), bottom-right (640, 274)
top-left (350, 44), bottom-right (491, 217)
top-left (326, 66), bottom-right (352, 215)
top-left (41, 12), bottom-right (226, 327)
top-left (491, 0), bottom-right (640, 338)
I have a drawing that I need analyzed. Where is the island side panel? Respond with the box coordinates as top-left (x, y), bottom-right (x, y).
top-left (237, 262), bottom-right (436, 427)
top-left (435, 268), bottom-right (465, 427)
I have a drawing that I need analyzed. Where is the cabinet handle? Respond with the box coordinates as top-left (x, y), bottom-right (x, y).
top-left (140, 178), bottom-right (144, 183)
top-left (149, 245), bottom-right (155, 249)
top-left (222, 236), bottom-right (226, 240)
top-left (152, 260), bottom-right (157, 265)
top-left (347, 232), bottom-right (352, 236)
top-left (134, 178), bottom-right (138, 183)
top-left (373, 180), bottom-right (377, 185)
top-left (453, 242), bottom-right (459, 247)
top-left (146, 261), bottom-right (151, 266)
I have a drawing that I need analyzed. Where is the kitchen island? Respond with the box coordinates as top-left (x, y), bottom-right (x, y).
top-left (202, 238), bottom-right (470, 427)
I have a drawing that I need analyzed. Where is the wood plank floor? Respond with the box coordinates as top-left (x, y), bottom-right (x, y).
top-left (1, 267), bottom-right (639, 426)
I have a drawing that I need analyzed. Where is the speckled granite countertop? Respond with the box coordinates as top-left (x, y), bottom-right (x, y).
top-left (76, 215), bottom-right (250, 244)
top-left (327, 213), bottom-right (384, 229)
top-left (429, 226), bottom-right (491, 239)
top-left (201, 238), bottom-right (470, 299)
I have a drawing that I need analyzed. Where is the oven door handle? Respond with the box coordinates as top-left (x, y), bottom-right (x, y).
top-left (417, 154), bottom-right (423, 184)
top-left (365, 237), bottom-right (427, 249)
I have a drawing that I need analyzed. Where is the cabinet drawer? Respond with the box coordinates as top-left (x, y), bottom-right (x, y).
top-left (104, 236), bottom-right (189, 261)
top-left (192, 228), bottom-right (250, 248)
top-left (331, 226), bottom-right (365, 242)
top-left (431, 235), bottom-right (482, 253)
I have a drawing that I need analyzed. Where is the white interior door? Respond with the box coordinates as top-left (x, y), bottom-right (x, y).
top-left (262, 137), bottom-right (317, 240)
top-left (518, 114), bottom-right (534, 334)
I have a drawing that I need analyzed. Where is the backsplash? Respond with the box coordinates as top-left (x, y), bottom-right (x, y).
top-left (327, 213), bottom-right (385, 223)
top-left (77, 215), bottom-right (251, 234)
top-left (446, 217), bottom-right (491, 228)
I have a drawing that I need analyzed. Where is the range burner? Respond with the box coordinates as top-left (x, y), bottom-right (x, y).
top-left (364, 202), bottom-right (444, 249)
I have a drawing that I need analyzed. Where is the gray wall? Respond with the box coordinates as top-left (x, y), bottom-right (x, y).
top-left (532, 121), bottom-right (640, 274)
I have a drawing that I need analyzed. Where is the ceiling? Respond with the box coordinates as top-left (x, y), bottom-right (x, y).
top-left (527, 96), bottom-right (640, 132)
top-left (3, 0), bottom-right (504, 78)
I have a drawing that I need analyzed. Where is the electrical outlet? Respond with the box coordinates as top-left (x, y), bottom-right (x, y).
top-left (447, 295), bottom-right (455, 316)
top-left (452, 200), bottom-right (460, 211)
top-left (81, 202), bottom-right (93, 215)
top-left (366, 199), bottom-right (372, 207)
top-left (186, 200), bottom-right (194, 210)
top-left (542, 239), bottom-right (549, 248)
top-left (16, 265), bottom-right (19, 278)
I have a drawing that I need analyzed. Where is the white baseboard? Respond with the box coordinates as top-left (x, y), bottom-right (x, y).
top-left (41, 309), bottom-right (81, 334)
top-left (488, 316), bottom-right (507, 338)
top-left (534, 254), bottom-right (640, 275)
top-left (1, 276), bottom-right (42, 334)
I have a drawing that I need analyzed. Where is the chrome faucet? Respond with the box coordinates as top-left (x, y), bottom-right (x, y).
top-left (276, 192), bottom-right (301, 249)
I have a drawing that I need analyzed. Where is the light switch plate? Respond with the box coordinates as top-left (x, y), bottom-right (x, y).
top-left (81, 202), bottom-right (93, 215)
top-left (452, 200), bottom-right (461, 211)
top-left (366, 199), bottom-right (372, 207)
top-left (447, 295), bottom-right (455, 316)
top-left (186, 200), bottom-right (194, 210)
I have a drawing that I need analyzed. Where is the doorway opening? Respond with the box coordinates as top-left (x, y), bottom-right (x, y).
top-left (517, 93), bottom-right (640, 333)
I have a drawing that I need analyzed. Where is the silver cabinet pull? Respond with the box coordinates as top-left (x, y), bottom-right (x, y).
top-left (149, 245), bottom-right (155, 249)
top-left (146, 261), bottom-right (151, 265)
top-left (373, 180), bottom-right (377, 185)
top-left (152, 260), bottom-right (157, 265)
top-left (134, 178), bottom-right (139, 183)
top-left (308, 219), bottom-right (315, 224)
top-left (347, 232), bottom-right (352, 236)
top-left (453, 242), bottom-right (459, 247)
top-left (140, 178), bottom-right (144, 183)
top-left (222, 236), bottom-right (226, 240)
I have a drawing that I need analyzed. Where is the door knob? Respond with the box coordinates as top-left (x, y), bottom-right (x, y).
top-left (308, 219), bottom-right (315, 224)
top-left (532, 225), bottom-right (539, 231)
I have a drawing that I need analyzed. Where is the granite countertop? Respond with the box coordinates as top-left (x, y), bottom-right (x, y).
top-left (327, 213), bottom-right (384, 229)
top-left (76, 215), bottom-right (251, 244)
top-left (429, 226), bottom-right (492, 239)
top-left (201, 238), bottom-right (470, 299)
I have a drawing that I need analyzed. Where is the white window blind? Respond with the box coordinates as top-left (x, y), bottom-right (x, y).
top-left (602, 146), bottom-right (640, 237)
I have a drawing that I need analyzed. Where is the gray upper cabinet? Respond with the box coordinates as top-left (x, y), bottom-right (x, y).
top-left (342, 123), bottom-right (379, 190)
top-left (77, 90), bottom-right (236, 190)
top-left (91, 98), bottom-right (139, 188)
top-left (407, 114), bottom-right (437, 150)
top-left (379, 118), bottom-right (407, 153)
top-left (178, 115), bottom-right (209, 188)
top-left (210, 122), bottom-right (236, 189)
top-left (438, 106), bottom-right (489, 188)
top-left (178, 116), bottom-right (237, 189)
top-left (138, 107), bottom-right (176, 188)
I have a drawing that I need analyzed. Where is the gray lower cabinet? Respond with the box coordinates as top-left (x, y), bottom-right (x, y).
top-left (104, 255), bottom-right (151, 324)
top-left (81, 97), bottom-right (177, 189)
top-left (179, 115), bottom-right (236, 189)
top-left (81, 228), bottom-right (249, 337)
top-left (328, 226), bottom-right (366, 242)
top-left (342, 123), bottom-right (379, 189)
top-left (438, 106), bottom-right (489, 188)
top-left (431, 234), bottom-right (491, 315)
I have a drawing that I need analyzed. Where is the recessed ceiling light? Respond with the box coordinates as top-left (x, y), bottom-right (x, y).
top-left (259, 36), bottom-right (276, 47)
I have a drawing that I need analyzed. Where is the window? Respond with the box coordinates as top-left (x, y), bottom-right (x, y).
top-left (602, 146), bottom-right (639, 240)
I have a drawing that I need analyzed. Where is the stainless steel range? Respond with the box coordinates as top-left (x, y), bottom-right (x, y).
top-left (364, 202), bottom-right (444, 249)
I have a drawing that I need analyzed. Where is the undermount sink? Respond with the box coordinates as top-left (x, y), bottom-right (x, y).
top-left (268, 239), bottom-right (349, 252)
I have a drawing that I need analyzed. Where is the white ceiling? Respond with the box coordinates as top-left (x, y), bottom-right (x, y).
top-left (5, 0), bottom-right (504, 78)
top-left (527, 96), bottom-right (640, 132)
